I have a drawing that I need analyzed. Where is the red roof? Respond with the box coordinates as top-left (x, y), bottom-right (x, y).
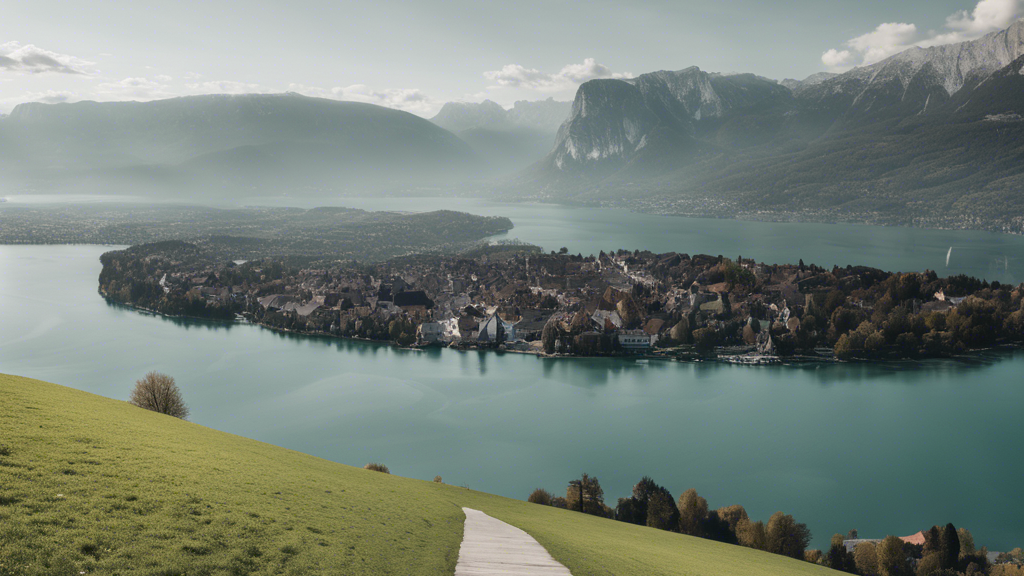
top-left (901, 532), bottom-right (926, 546)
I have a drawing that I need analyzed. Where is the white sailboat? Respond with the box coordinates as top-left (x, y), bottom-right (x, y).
top-left (946, 247), bottom-right (952, 267)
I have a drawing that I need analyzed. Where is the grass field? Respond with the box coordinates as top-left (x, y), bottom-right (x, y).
top-left (0, 373), bottom-right (838, 576)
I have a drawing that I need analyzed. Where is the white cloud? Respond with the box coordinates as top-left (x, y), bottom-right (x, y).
top-left (287, 82), bottom-right (436, 115)
top-left (0, 41), bottom-right (95, 74)
top-left (847, 22), bottom-right (919, 66)
top-left (821, 0), bottom-right (1022, 71)
top-left (95, 76), bottom-right (177, 100)
top-left (483, 58), bottom-right (631, 91)
top-left (185, 80), bottom-right (260, 94)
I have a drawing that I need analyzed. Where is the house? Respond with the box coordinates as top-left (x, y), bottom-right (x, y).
top-left (258, 294), bottom-right (298, 312)
top-left (458, 315), bottom-right (480, 340)
top-left (294, 302), bottom-right (322, 317)
top-left (756, 331), bottom-right (776, 355)
top-left (617, 330), bottom-right (653, 352)
top-left (478, 314), bottom-right (516, 343)
top-left (591, 309), bottom-right (624, 331)
top-left (417, 322), bottom-right (445, 344)
top-left (394, 290), bottom-right (434, 310)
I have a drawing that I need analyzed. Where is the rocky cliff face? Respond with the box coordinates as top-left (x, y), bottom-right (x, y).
top-left (544, 68), bottom-right (791, 174)
top-left (536, 19), bottom-right (1024, 182)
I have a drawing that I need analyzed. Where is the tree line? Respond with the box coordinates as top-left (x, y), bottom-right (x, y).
top-left (528, 474), bottom-right (811, 561)
top-left (528, 474), bottom-right (1022, 575)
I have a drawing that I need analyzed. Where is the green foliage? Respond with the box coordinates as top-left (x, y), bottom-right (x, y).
top-left (854, 541), bottom-right (879, 576)
top-left (646, 491), bottom-right (679, 532)
top-left (765, 512), bottom-right (811, 560)
top-left (678, 488), bottom-right (709, 537)
top-left (939, 523), bottom-right (959, 570)
top-left (528, 489), bottom-right (552, 506)
top-left (878, 535), bottom-right (912, 576)
top-left (565, 473), bottom-right (608, 517)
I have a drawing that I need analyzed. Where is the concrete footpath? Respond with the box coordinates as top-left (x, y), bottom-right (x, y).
top-left (455, 508), bottom-right (573, 575)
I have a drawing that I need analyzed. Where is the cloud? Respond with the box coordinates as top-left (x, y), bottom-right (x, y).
top-left (0, 41), bottom-right (95, 74)
top-left (96, 76), bottom-right (177, 100)
top-left (185, 80), bottom-right (260, 94)
top-left (821, 49), bottom-right (855, 69)
top-left (821, 0), bottom-right (1022, 71)
top-left (483, 58), bottom-right (631, 91)
top-left (287, 82), bottom-right (436, 115)
top-left (846, 22), bottom-right (919, 66)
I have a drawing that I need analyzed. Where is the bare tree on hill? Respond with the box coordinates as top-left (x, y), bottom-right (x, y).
top-left (129, 372), bottom-right (189, 419)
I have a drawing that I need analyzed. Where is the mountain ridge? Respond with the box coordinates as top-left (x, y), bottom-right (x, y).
top-left (0, 92), bottom-right (484, 196)
top-left (523, 18), bottom-right (1024, 233)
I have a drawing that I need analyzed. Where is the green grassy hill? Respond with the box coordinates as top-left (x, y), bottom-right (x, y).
top-left (0, 374), bottom-right (838, 576)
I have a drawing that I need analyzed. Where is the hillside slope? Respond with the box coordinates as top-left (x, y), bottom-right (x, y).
top-left (0, 374), bottom-right (838, 576)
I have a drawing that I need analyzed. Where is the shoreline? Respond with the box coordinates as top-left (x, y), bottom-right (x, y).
top-left (101, 289), bottom-right (1022, 368)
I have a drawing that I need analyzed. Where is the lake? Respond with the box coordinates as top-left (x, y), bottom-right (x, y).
top-left (5, 193), bottom-right (1024, 283)
top-left (1, 207), bottom-right (1023, 552)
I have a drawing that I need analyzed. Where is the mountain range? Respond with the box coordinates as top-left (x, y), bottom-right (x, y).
top-left (3, 20), bottom-right (1024, 231)
top-left (429, 98), bottom-right (571, 176)
top-left (527, 19), bottom-right (1024, 231)
top-left (0, 93), bottom-right (484, 196)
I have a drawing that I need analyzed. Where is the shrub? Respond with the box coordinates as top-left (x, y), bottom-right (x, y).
top-left (129, 372), bottom-right (189, 419)
top-left (363, 463), bottom-right (390, 474)
top-left (528, 488), bottom-right (553, 505)
top-left (433, 476), bottom-right (443, 483)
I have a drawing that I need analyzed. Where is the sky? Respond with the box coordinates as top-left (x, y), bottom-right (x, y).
top-left (1, 0), bottom-right (1021, 117)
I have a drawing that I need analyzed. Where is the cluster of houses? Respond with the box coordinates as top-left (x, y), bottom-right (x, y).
top-left (143, 243), bottom-right (1002, 358)
top-left (157, 247), bottom-right (814, 356)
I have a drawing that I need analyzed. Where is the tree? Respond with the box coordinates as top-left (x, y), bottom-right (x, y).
top-left (629, 476), bottom-right (659, 526)
top-left (647, 490), bottom-right (680, 531)
top-left (826, 533), bottom-right (856, 572)
top-left (692, 327), bottom-right (719, 351)
top-left (939, 523), bottom-right (960, 570)
top-left (765, 511), bottom-right (811, 560)
top-left (615, 498), bottom-right (638, 524)
top-left (737, 518), bottom-right (767, 551)
top-left (129, 372), bottom-right (189, 419)
top-left (916, 553), bottom-right (942, 576)
top-left (958, 528), bottom-right (975, 557)
top-left (855, 541), bottom-right (880, 576)
top-left (528, 488), bottom-right (552, 505)
top-left (716, 505), bottom-right (749, 535)
top-left (566, 473), bottom-right (607, 517)
top-left (878, 535), bottom-right (911, 576)
top-left (541, 318), bottom-right (559, 354)
top-left (677, 488), bottom-right (709, 536)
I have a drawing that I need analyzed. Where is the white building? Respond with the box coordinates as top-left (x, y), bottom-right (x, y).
top-left (617, 330), bottom-right (652, 352)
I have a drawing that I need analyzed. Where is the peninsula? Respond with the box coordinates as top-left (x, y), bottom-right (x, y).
top-left (98, 241), bottom-right (1024, 362)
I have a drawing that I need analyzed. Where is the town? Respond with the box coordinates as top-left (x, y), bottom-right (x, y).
top-left (99, 239), bottom-right (1024, 361)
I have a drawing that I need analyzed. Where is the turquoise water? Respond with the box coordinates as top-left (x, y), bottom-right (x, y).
top-left (1, 243), bottom-right (1022, 552)
top-left (240, 196), bottom-right (1024, 285)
